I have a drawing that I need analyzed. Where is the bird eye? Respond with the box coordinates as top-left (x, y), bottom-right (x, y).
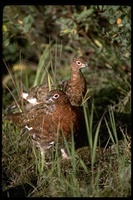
top-left (53, 94), bottom-right (59, 99)
top-left (76, 61), bottom-right (81, 65)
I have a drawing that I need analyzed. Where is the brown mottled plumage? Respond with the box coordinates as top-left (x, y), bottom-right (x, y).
top-left (23, 56), bottom-right (88, 107)
top-left (5, 56), bottom-right (88, 114)
top-left (61, 56), bottom-right (88, 106)
top-left (5, 90), bottom-right (85, 156)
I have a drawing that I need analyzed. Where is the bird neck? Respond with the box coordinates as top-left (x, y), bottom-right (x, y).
top-left (70, 69), bottom-right (84, 82)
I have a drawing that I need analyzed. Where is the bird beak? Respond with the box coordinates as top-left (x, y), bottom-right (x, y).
top-left (44, 94), bottom-right (54, 103)
top-left (81, 62), bottom-right (88, 69)
top-left (85, 62), bottom-right (88, 67)
top-left (48, 97), bottom-right (54, 102)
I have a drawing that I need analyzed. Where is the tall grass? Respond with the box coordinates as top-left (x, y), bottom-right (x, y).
top-left (104, 108), bottom-right (119, 154)
top-left (33, 43), bottom-right (52, 87)
top-left (83, 100), bottom-right (103, 167)
top-left (2, 45), bottom-right (131, 197)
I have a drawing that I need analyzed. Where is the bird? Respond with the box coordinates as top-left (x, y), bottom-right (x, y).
top-left (4, 90), bottom-right (86, 159)
top-left (60, 56), bottom-right (88, 106)
top-left (5, 56), bottom-right (88, 114)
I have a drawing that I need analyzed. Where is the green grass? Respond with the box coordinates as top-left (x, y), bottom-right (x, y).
top-left (2, 116), bottom-right (131, 197)
top-left (2, 45), bottom-right (131, 197)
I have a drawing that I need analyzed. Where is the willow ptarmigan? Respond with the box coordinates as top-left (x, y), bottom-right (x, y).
top-left (5, 56), bottom-right (88, 113)
top-left (5, 90), bottom-right (86, 158)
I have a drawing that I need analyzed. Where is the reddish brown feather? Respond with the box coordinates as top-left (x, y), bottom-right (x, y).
top-left (4, 90), bottom-right (85, 152)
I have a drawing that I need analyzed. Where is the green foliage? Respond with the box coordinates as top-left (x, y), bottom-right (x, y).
top-left (3, 5), bottom-right (131, 114)
top-left (2, 116), bottom-right (131, 197)
top-left (3, 6), bottom-right (131, 66)
top-left (2, 5), bottom-right (131, 197)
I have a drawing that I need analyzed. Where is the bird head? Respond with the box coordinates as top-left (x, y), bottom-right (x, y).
top-left (72, 56), bottom-right (88, 71)
top-left (44, 90), bottom-right (70, 105)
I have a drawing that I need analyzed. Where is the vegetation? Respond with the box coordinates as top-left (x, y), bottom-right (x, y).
top-left (2, 5), bottom-right (131, 197)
